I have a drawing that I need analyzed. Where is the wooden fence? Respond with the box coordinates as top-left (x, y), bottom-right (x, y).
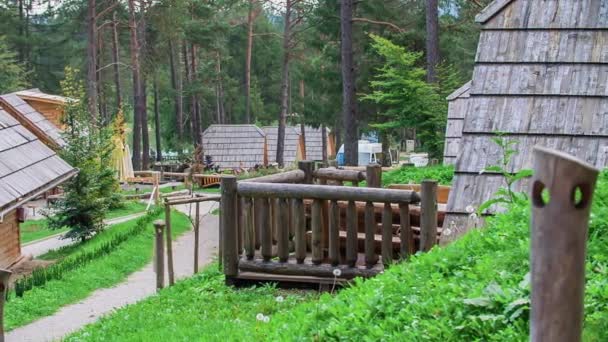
top-left (220, 161), bottom-right (439, 285)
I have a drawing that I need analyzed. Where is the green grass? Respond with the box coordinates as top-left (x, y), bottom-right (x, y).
top-left (19, 201), bottom-right (148, 244)
top-left (65, 266), bottom-right (316, 341)
top-left (121, 184), bottom-right (188, 196)
top-left (381, 164), bottom-right (454, 186)
top-left (67, 171), bottom-right (608, 341)
top-left (4, 210), bottom-right (192, 331)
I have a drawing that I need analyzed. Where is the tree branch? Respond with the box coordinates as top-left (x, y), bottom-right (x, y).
top-left (96, 2), bottom-right (120, 20)
top-left (351, 17), bottom-right (405, 32)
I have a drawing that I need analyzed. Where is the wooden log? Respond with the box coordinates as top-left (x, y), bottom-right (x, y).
top-left (313, 168), bottom-right (365, 182)
top-left (243, 197), bottom-right (255, 260)
top-left (366, 163), bottom-right (382, 188)
top-left (328, 200), bottom-right (340, 266)
top-left (419, 180), bottom-right (438, 252)
top-left (382, 202), bottom-right (393, 265)
top-left (221, 176), bottom-right (239, 277)
top-left (194, 202), bottom-right (200, 274)
top-left (399, 203), bottom-right (413, 259)
top-left (346, 201), bottom-right (357, 267)
top-left (238, 259), bottom-right (380, 279)
top-left (364, 201), bottom-right (377, 267)
top-left (277, 198), bottom-right (289, 262)
top-left (241, 169), bottom-right (306, 184)
top-left (0, 269), bottom-right (11, 342)
top-left (237, 196), bottom-right (243, 257)
top-left (164, 205), bottom-right (175, 285)
top-left (254, 198), bottom-right (263, 249)
top-left (270, 198), bottom-right (277, 244)
top-left (153, 219), bottom-right (165, 291)
top-left (237, 182), bottom-right (420, 204)
top-left (293, 198), bottom-right (306, 264)
top-left (260, 198), bottom-right (272, 262)
top-left (164, 195), bottom-right (221, 206)
top-left (298, 160), bottom-right (314, 184)
top-left (530, 146), bottom-right (599, 342)
top-left (311, 199), bottom-right (323, 264)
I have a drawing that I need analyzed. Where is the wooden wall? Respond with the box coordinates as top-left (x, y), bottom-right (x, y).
top-left (25, 100), bottom-right (65, 128)
top-left (0, 210), bottom-right (21, 269)
top-left (444, 0), bottom-right (608, 241)
top-left (443, 81), bottom-right (471, 165)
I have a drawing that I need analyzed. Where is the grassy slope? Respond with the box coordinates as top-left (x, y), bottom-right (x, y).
top-left (5, 210), bottom-right (191, 331)
top-left (20, 201), bottom-right (148, 244)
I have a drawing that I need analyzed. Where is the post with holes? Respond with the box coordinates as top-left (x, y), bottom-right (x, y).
top-left (221, 176), bottom-right (239, 279)
top-left (0, 269), bottom-right (11, 342)
top-left (153, 220), bottom-right (165, 291)
top-left (530, 147), bottom-right (599, 342)
top-left (419, 180), bottom-right (437, 252)
top-left (366, 163), bottom-right (382, 188)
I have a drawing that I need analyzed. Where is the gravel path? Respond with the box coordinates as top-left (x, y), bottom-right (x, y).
top-left (21, 212), bottom-right (148, 258)
top-left (6, 201), bottom-right (220, 342)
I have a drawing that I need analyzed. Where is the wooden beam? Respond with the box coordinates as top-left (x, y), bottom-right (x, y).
top-left (238, 259), bottom-right (380, 279)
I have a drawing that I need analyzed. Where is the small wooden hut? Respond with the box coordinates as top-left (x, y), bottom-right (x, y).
top-left (304, 126), bottom-right (336, 161)
top-left (0, 108), bottom-right (76, 268)
top-left (0, 92), bottom-right (64, 148)
top-left (444, 0), bottom-right (608, 240)
top-left (201, 125), bottom-right (268, 170)
top-left (14, 89), bottom-right (69, 128)
top-left (262, 126), bottom-right (305, 166)
top-left (443, 81), bottom-right (470, 165)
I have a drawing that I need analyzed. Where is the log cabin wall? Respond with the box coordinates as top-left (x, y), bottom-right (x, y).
top-left (444, 0), bottom-right (608, 241)
top-left (443, 81), bottom-right (471, 165)
top-left (0, 210), bottom-right (21, 269)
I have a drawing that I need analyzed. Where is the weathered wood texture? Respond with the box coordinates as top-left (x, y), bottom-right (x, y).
top-left (530, 146), bottom-right (599, 342)
top-left (444, 0), bottom-right (608, 242)
top-left (221, 176), bottom-right (239, 277)
top-left (0, 211), bottom-right (20, 269)
top-left (443, 81), bottom-right (470, 165)
top-left (262, 126), bottom-right (302, 166)
top-left (201, 124), bottom-right (267, 170)
top-left (0, 268), bottom-right (10, 341)
top-left (153, 220), bottom-right (165, 291)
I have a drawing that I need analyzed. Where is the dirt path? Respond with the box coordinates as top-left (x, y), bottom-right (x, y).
top-left (21, 212), bottom-right (148, 258)
top-left (6, 201), bottom-right (220, 342)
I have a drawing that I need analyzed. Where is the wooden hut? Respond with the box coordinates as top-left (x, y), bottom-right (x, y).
top-left (0, 108), bottom-right (76, 268)
top-left (201, 125), bottom-right (268, 170)
top-left (443, 81), bottom-right (471, 165)
top-left (14, 89), bottom-right (69, 128)
top-left (262, 126), bottom-right (305, 166)
top-left (304, 126), bottom-right (336, 161)
top-left (444, 0), bottom-right (608, 241)
top-left (0, 92), bottom-right (64, 149)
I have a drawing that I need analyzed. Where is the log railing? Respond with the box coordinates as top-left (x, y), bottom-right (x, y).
top-left (221, 161), bottom-right (438, 282)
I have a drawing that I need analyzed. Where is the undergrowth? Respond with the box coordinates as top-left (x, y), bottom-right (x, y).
top-left (382, 164), bottom-right (454, 186)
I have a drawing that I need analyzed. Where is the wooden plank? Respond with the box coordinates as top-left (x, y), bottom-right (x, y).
top-left (238, 258), bottom-right (380, 279)
top-left (381, 202), bottom-right (393, 265)
top-left (293, 198), bottom-right (306, 264)
top-left (153, 220), bottom-right (165, 291)
top-left (399, 203), bottom-right (413, 259)
top-left (243, 197), bottom-right (255, 260)
top-left (346, 201), bottom-right (357, 267)
top-left (277, 198), bottom-right (289, 262)
top-left (260, 198), bottom-right (272, 262)
top-left (311, 199), bottom-right (323, 264)
top-left (420, 181), bottom-right (438, 252)
top-left (328, 200), bottom-right (340, 266)
top-left (221, 176), bottom-right (239, 277)
top-left (364, 201), bottom-right (377, 267)
top-left (164, 205), bottom-right (175, 285)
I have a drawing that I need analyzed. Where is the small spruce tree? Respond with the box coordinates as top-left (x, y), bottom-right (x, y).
top-left (47, 68), bottom-right (121, 242)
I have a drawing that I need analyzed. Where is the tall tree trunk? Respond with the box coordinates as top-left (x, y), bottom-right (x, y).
top-left (142, 78), bottom-right (150, 168)
top-left (153, 77), bottom-right (162, 162)
top-left (190, 44), bottom-right (201, 147)
top-left (299, 80), bottom-right (306, 160)
top-left (169, 40), bottom-right (183, 140)
top-left (215, 51), bottom-right (222, 124)
top-left (87, 0), bottom-right (98, 120)
top-left (341, 0), bottom-right (358, 166)
top-left (182, 43), bottom-right (192, 142)
top-left (215, 51), bottom-right (226, 124)
top-left (380, 130), bottom-right (391, 166)
top-left (334, 118), bottom-right (342, 156)
top-left (18, 0), bottom-right (24, 63)
top-left (244, 0), bottom-right (258, 124)
top-left (97, 29), bottom-right (108, 122)
top-left (425, 0), bottom-right (439, 83)
top-left (321, 124), bottom-right (328, 163)
top-left (128, 0), bottom-right (143, 170)
top-left (111, 11), bottom-right (122, 110)
top-left (276, 0), bottom-right (292, 168)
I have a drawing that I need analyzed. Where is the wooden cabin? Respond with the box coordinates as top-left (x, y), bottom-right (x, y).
top-left (14, 89), bottom-right (69, 128)
top-left (303, 126), bottom-right (336, 161)
top-left (201, 125), bottom-right (268, 170)
top-left (0, 92), bottom-right (64, 149)
top-left (443, 81), bottom-right (470, 166)
top-left (0, 108), bottom-right (76, 268)
top-left (262, 126), bottom-right (305, 166)
top-left (444, 0), bottom-right (608, 241)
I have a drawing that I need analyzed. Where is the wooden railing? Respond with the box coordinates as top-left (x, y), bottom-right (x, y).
top-left (220, 161), bottom-right (438, 284)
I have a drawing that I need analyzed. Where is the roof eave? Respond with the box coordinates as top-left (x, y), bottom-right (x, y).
top-left (475, 0), bottom-right (515, 24)
top-left (446, 80), bottom-right (472, 101)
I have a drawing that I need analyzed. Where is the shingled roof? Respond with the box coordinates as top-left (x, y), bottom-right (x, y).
top-left (0, 108), bottom-right (76, 216)
top-left (262, 126), bottom-right (303, 166)
top-left (202, 125), bottom-right (267, 170)
top-left (14, 88), bottom-right (70, 105)
top-left (304, 126), bottom-right (333, 161)
top-left (0, 93), bottom-right (64, 148)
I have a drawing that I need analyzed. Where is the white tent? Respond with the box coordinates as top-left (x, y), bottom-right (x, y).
top-left (337, 140), bottom-right (386, 166)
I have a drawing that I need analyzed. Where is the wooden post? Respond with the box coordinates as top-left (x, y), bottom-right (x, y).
top-left (530, 147), bottom-right (599, 342)
top-left (0, 269), bottom-right (10, 342)
top-left (221, 176), bottom-right (239, 278)
top-left (153, 220), bottom-right (165, 291)
top-left (194, 201), bottom-right (200, 274)
top-left (293, 198), bottom-right (306, 264)
top-left (244, 197), bottom-right (255, 260)
top-left (311, 199), bottom-right (323, 265)
top-left (419, 180), bottom-right (437, 252)
top-left (346, 200), bottom-right (357, 267)
top-left (364, 201), bottom-right (377, 267)
top-left (381, 203), bottom-right (393, 265)
top-left (328, 200), bottom-right (340, 266)
top-left (399, 203), bottom-right (413, 259)
top-left (153, 171), bottom-right (161, 205)
top-left (277, 198), bottom-right (289, 262)
top-left (260, 198), bottom-right (272, 262)
top-left (164, 205), bottom-right (175, 285)
top-left (366, 163), bottom-right (382, 188)
top-left (298, 160), bottom-right (314, 184)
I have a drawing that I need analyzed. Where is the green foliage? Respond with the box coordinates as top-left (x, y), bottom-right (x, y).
top-left (0, 35), bottom-right (28, 93)
top-left (363, 34), bottom-right (446, 158)
top-left (381, 165), bottom-right (454, 186)
top-left (478, 134), bottom-right (533, 214)
top-left (46, 68), bottom-right (121, 241)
